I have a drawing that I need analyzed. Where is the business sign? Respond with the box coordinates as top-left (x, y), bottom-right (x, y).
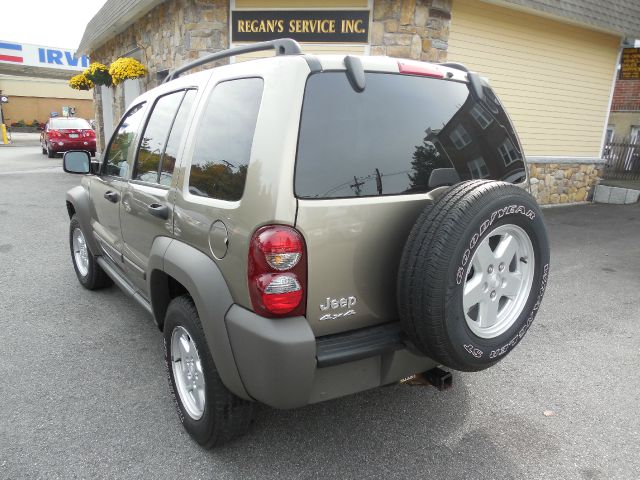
top-left (620, 48), bottom-right (640, 80)
top-left (0, 41), bottom-right (89, 71)
top-left (231, 10), bottom-right (369, 43)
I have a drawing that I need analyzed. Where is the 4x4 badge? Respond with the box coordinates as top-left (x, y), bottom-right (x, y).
top-left (320, 309), bottom-right (356, 321)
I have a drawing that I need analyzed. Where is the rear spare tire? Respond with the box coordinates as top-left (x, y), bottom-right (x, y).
top-left (398, 180), bottom-right (550, 371)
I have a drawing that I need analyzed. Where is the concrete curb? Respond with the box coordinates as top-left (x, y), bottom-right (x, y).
top-left (540, 201), bottom-right (591, 209)
top-left (593, 184), bottom-right (640, 204)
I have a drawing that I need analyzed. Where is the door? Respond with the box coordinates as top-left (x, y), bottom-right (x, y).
top-left (121, 89), bottom-right (197, 294)
top-left (90, 102), bottom-right (147, 266)
top-left (294, 71), bottom-right (527, 336)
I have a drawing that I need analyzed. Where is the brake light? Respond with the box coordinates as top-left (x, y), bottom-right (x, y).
top-left (397, 60), bottom-right (444, 78)
top-left (48, 130), bottom-right (61, 138)
top-left (82, 130), bottom-right (95, 138)
top-left (248, 225), bottom-right (307, 318)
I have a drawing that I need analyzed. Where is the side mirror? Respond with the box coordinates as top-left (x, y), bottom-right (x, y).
top-left (63, 150), bottom-right (91, 174)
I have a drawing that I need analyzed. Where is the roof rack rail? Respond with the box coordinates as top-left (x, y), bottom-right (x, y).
top-left (164, 38), bottom-right (303, 83)
top-left (438, 62), bottom-right (469, 72)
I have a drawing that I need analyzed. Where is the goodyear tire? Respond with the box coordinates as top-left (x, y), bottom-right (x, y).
top-left (164, 296), bottom-right (253, 448)
top-left (398, 180), bottom-right (550, 371)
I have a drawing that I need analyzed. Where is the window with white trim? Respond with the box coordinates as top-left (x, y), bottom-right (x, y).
top-left (498, 138), bottom-right (520, 166)
top-left (468, 156), bottom-right (489, 179)
top-left (470, 104), bottom-right (493, 129)
top-left (449, 124), bottom-right (472, 150)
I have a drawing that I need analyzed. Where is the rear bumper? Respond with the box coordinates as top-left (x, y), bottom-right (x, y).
top-left (49, 140), bottom-right (96, 152)
top-left (225, 305), bottom-right (435, 409)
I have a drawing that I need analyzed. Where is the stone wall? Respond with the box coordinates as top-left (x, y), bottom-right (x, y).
top-left (370, 0), bottom-right (451, 62)
top-left (91, 0), bottom-right (228, 150)
top-left (528, 162), bottom-right (603, 205)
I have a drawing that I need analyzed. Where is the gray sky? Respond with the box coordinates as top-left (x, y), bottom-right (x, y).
top-left (2, 0), bottom-right (108, 50)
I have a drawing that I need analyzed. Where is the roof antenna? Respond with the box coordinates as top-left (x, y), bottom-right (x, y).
top-left (344, 55), bottom-right (365, 92)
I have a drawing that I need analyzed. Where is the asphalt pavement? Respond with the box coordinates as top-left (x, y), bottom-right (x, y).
top-left (0, 143), bottom-right (638, 480)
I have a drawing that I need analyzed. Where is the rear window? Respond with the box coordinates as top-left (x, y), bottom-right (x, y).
top-left (295, 72), bottom-right (526, 199)
top-left (50, 118), bottom-right (91, 130)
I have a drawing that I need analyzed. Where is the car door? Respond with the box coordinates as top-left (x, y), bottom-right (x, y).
top-left (90, 103), bottom-right (147, 266)
top-left (120, 89), bottom-right (197, 294)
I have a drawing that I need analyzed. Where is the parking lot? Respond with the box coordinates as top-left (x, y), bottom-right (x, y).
top-left (0, 140), bottom-right (639, 479)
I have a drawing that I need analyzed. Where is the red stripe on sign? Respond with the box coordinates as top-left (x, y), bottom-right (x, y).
top-left (0, 54), bottom-right (23, 63)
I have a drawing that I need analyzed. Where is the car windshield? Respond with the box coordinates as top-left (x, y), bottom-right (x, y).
top-left (295, 72), bottom-right (526, 199)
top-left (50, 118), bottom-right (91, 130)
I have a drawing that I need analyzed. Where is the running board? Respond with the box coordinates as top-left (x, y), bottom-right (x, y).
top-left (96, 256), bottom-right (153, 317)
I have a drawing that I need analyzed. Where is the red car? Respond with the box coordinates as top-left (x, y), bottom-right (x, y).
top-left (41, 117), bottom-right (96, 158)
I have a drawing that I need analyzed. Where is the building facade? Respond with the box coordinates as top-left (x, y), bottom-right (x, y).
top-left (608, 46), bottom-right (640, 142)
top-left (0, 41), bottom-right (94, 125)
top-left (77, 0), bottom-right (640, 204)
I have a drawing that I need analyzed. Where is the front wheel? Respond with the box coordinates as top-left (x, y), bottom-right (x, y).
top-left (69, 215), bottom-right (112, 289)
top-left (164, 296), bottom-right (253, 448)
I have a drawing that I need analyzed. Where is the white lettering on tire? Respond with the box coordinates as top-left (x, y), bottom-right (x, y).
top-left (456, 205), bottom-right (536, 285)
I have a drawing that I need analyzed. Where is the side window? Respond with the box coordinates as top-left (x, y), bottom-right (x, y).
top-left (188, 78), bottom-right (264, 201)
top-left (160, 90), bottom-right (196, 186)
top-left (103, 103), bottom-right (146, 177)
top-left (133, 90), bottom-right (190, 184)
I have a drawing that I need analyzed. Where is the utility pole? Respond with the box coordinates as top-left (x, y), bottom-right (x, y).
top-left (375, 168), bottom-right (383, 195)
top-left (350, 175), bottom-right (365, 196)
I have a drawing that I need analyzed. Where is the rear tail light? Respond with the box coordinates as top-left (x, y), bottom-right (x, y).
top-left (48, 130), bottom-right (61, 138)
top-left (397, 60), bottom-right (444, 78)
top-left (248, 225), bottom-right (307, 318)
top-left (82, 130), bottom-right (95, 138)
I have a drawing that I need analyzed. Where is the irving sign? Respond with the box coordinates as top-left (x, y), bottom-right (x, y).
top-left (231, 10), bottom-right (370, 43)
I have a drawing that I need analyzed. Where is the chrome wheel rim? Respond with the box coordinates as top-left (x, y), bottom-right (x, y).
top-left (462, 224), bottom-right (535, 339)
top-left (171, 326), bottom-right (206, 420)
top-left (72, 228), bottom-right (89, 277)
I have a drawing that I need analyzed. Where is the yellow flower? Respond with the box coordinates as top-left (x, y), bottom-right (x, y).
top-left (83, 62), bottom-right (112, 86)
top-left (109, 57), bottom-right (147, 85)
top-left (69, 74), bottom-right (94, 91)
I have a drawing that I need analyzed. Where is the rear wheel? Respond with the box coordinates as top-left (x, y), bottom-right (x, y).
top-left (47, 143), bottom-right (55, 158)
top-left (164, 296), bottom-right (253, 448)
top-left (398, 180), bottom-right (550, 371)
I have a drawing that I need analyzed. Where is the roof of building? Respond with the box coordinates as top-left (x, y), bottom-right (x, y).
top-left (493, 0), bottom-right (640, 39)
top-left (77, 0), bottom-right (165, 56)
top-left (77, 0), bottom-right (640, 55)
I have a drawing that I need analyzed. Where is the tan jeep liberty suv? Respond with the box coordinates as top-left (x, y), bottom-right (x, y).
top-left (63, 39), bottom-right (550, 448)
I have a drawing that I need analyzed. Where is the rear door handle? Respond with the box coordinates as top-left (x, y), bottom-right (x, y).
top-left (147, 203), bottom-right (170, 220)
top-left (104, 191), bottom-right (119, 203)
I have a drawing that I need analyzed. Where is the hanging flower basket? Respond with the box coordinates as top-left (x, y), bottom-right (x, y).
top-left (83, 62), bottom-right (113, 87)
top-left (68, 74), bottom-right (94, 91)
top-left (108, 57), bottom-right (147, 85)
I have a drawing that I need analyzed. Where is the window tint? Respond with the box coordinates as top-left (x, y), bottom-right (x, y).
top-left (188, 78), bottom-right (264, 201)
top-left (498, 138), bottom-right (520, 166)
top-left (103, 103), bottom-right (146, 177)
top-left (468, 157), bottom-right (489, 179)
top-left (135, 92), bottom-right (185, 184)
top-left (470, 104), bottom-right (493, 129)
top-left (295, 73), bottom-right (526, 199)
top-left (161, 90), bottom-right (196, 186)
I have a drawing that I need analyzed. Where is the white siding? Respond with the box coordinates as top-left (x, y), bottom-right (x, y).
top-left (448, 0), bottom-right (620, 157)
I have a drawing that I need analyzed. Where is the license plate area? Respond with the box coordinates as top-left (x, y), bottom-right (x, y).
top-left (69, 134), bottom-right (79, 138)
